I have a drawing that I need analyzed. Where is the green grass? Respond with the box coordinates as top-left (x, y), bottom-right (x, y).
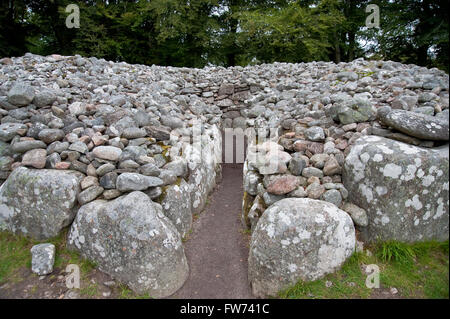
top-left (0, 232), bottom-right (35, 283)
top-left (0, 229), bottom-right (96, 285)
top-left (118, 284), bottom-right (152, 299)
top-left (376, 241), bottom-right (416, 264)
top-left (279, 241), bottom-right (449, 299)
top-left (182, 228), bottom-right (193, 243)
top-left (80, 283), bottom-right (98, 297)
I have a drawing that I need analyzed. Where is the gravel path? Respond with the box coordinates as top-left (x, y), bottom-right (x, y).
top-left (169, 164), bottom-right (254, 299)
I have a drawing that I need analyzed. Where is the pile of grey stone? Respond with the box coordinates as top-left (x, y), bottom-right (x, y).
top-left (0, 53), bottom-right (448, 298)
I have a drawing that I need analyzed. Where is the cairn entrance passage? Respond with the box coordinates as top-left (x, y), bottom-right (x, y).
top-left (1, 54), bottom-right (448, 299)
top-left (170, 130), bottom-right (252, 298)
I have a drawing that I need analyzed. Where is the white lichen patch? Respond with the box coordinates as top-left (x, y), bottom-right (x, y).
top-left (375, 186), bottom-right (388, 196)
top-left (359, 184), bottom-right (373, 203)
top-left (377, 144), bottom-right (394, 155)
top-left (433, 198), bottom-right (446, 220)
top-left (383, 163), bottom-right (402, 179)
top-left (422, 175), bottom-right (435, 187)
top-left (405, 195), bottom-right (423, 210)
top-left (401, 165), bottom-right (417, 181)
top-left (373, 154), bottom-right (383, 162)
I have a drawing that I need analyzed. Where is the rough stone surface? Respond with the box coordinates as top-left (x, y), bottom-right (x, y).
top-left (378, 107), bottom-right (449, 141)
top-left (21, 149), bottom-right (47, 168)
top-left (7, 82), bottom-right (35, 106)
top-left (92, 146), bottom-right (123, 161)
top-left (341, 202), bottom-right (368, 227)
top-left (337, 98), bottom-right (376, 124)
top-left (67, 191), bottom-right (189, 298)
top-left (77, 185), bottom-right (104, 205)
top-left (266, 175), bottom-right (299, 195)
top-left (0, 123), bottom-right (27, 142)
top-left (31, 243), bottom-right (55, 275)
top-left (161, 179), bottom-right (192, 237)
top-left (116, 173), bottom-right (164, 192)
top-left (343, 135), bottom-right (449, 242)
top-left (0, 167), bottom-right (83, 239)
top-left (248, 198), bottom-right (355, 297)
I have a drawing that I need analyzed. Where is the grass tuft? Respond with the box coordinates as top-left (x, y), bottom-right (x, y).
top-left (376, 241), bottom-right (416, 264)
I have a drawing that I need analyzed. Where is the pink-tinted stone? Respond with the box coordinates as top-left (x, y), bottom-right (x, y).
top-left (267, 175), bottom-right (300, 195)
top-left (55, 162), bottom-right (71, 169)
top-left (22, 149), bottom-right (46, 169)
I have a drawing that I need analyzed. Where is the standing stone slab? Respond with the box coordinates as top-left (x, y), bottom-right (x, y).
top-left (248, 198), bottom-right (355, 297)
top-left (161, 179), bottom-right (192, 237)
top-left (31, 243), bottom-right (55, 275)
top-left (343, 135), bottom-right (449, 242)
top-left (67, 191), bottom-right (189, 298)
top-left (0, 167), bottom-right (83, 240)
top-left (188, 163), bottom-right (216, 215)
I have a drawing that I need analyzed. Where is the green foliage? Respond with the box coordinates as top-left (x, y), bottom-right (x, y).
top-left (237, 1), bottom-right (344, 64)
top-left (376, 241), bottom-right (416, 264)
top-left (360, 0), bottom-right (449, 72)
top-left (0, 0), bottom-right (448, 71)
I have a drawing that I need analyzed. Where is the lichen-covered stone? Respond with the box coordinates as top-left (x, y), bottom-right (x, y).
top-left (31, 243), bottom-right (55, 275)
top-left (116, 173), bottom-right (163, 192)
top-left (378, 107), bottom-right (449, 141)
top-left (161, 179), bottom-right (192, 237)
top-left (243, 170), bottom-right (261, 196)
top-left (337, 97), bottom-right (377, 124)
top-left (67, 191), bottom-right (189, 298)
top-left (248, 198), bottom-right (355, 297)
top-left (0, 167), bottom-right (83, 239)
top-left (343, 135), bottom-right (449, 242)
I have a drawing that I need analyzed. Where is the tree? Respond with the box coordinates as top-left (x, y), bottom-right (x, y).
top-left (0, 0), bottom-right (30, 57)
top-left (361, 0), bottom-right (449, 71)
top-left (0, 0), bottom-right (447, 72)
top-left (237, 0), bottom-right (343, 64)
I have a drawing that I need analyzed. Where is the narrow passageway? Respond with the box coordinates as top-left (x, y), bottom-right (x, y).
top-left (170, 164), bottom-right (254, 299)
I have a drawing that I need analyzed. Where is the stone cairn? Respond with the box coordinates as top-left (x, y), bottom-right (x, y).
top-left (0, 53), bottom-right (448, 297)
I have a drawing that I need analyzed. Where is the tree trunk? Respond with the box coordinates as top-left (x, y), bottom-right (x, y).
top-left (334, 31), bottom-right (341, 63)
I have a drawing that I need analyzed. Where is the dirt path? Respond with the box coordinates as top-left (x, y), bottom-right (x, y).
top-left (169, 164), bottom-right (254, 299)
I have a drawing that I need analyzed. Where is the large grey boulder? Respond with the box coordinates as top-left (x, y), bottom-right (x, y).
top-left (378, 107), bottom-right (449, 141)
top-left (161, 179), bottom-right (192, 237)
top-left (343, 135), bottom-right (449, 242)
top-left (7, 82), bottom-right (35, 106)
top-left (248, 198), bottom-right (355, 297)
top-left (0, 167), bottom-right (83, 239)
top-left (67, 191), bottom-right (189, 298)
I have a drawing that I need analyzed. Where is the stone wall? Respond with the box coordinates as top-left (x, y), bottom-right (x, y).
top-left (0, 53), bottom-right (448, 297)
